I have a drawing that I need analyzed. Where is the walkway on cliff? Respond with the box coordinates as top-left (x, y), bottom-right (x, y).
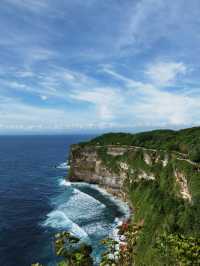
top-left (93, 144), bottom-right (200, 169)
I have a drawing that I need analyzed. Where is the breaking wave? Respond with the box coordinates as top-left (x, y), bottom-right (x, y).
top-left (74, 182), bottom-right (130, 219)
top-left (43, 177), bottom-right (130, 264)
top-left (43, 182), bottom-right (106, 241)
top-left (59, 179), bottom-right (71, 187)
top-left (43, 210), bottom-right (88, 240)
top-left (56, 162), bottom-right (70, 169)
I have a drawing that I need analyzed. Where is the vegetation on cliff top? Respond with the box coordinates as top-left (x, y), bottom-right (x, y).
top-left (77, 126), bottom-right (200, 265)
top-left (80, 126), bottom-right (200, 162)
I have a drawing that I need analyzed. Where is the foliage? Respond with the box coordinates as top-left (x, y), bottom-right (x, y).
top-left (100, 238), bottom-right (119, 266)
top-left (156, 233), bottom-right (200, 265)
top-left (76, 126), bottom-right (200, 265)
top-left (54, 231), bottom-right (93, 266)
top-left (127, 175), bottom-right (200, 265)
top-left (100, 220), bottom-right (144, 266)
top-left (189, 144), bottom-right (200, 162)
top-left (81, 126), bottom-right (200, 162)
top-left (92, 144), bottom-right (200, 265)
top-left (35, 126), bottom-right (200, 265)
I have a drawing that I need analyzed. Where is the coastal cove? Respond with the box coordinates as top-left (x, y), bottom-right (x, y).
top-left (68, 128), bottom-right (200, 266)
top-left (0, 135), bottom-right (129, 266)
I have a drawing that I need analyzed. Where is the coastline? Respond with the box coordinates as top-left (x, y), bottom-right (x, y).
top-left (70, 180), bottom-right (132, 220)
top-left (58, 178), bottom-right (131, 265)
top-left (68, 180), bottom-right (132, 246)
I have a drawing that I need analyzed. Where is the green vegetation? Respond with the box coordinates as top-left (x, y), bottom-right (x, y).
top-left (95, 148), bottom-right (200, 264)
top-left (33, 231), bottom-right (93, 266)
top-left (81, 126), bottom-right (200, 161)
top-left (100, 220), bottom-right (144, 266)
top-left (33, 127), bottom-right (200, 266)
top-left (156, 234), bottom-right (200, 265)
top-left (54, 231), bottom-right (93, 266)
top-left (78, 126), bottom-right (200, 265)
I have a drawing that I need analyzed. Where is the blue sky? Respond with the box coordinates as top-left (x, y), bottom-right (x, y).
top-left (1, 0), bottom-right (200, 134)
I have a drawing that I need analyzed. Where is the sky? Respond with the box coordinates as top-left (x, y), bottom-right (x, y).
top-left (1, 0), bottom-right (200, 134)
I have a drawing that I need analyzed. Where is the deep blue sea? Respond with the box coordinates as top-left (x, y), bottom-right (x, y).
top-left (0, 135), bottom-right (128, 266)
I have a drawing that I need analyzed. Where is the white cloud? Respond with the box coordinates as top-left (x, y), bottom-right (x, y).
top-left (134, 86), bottom-right (197, 126)
top-left (16, 70), bottom-right (34, 78)
top-left (114, 0), bottom-right (200, 71)
top-left (70, 87), bottom-right (123, 121)
top-left (40, 95), bottom-right (48, 100)
top-left (0, 96), bottom-right (88, 132)
top-left (97, 66), bottom-right (200, 127)
top-left (0, 66), bottom-right (96, 101)
top-left (101, 65), bottom-right (143, 88)
top-left (0, 62), bottom-right (199, 132)
top-left (62, 72), bottom-right (76, 81)
top-left (5, 80), bottom-right (28, 89)
top-left (145, 61), bottom-right (187, 86)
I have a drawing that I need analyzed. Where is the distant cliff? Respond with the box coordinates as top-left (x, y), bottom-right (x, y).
top-left (68, 128), bottom-right (200, 265)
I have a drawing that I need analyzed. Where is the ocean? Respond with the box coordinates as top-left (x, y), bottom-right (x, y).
top-left (0, 135), bottom-right (128, 266)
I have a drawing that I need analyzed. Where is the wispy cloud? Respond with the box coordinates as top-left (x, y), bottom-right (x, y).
top-left (0, 95), bottom-right (88, 133)
top-left (0, 0), bottom-right (200, 133)
top-left (135, 86), bottom-right (200, 126)
top-left (99, 63), bottom-right (200, 127)
top-left (101, 65), bottom-right (143, 88)
top-left (70, 87), bottom-right (123, 121)
top-left (145, 61), bottom-right (187, 86)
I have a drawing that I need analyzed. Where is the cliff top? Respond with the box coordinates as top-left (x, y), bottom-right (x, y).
top-left (77, 126), bottom-right (200, 163)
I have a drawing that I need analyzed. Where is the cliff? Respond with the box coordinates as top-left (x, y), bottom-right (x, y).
top-left (69, 144), bottom-right (196, 202)
top-left (68, 128), bottom-right (200, 265)
top-left (69, 145), bottom-right (127, 189)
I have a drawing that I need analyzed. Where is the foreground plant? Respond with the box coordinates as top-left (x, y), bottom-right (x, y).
top-left (54, 231), bottom-right (93, 266)
top-left (100, 220), bottom-right (144, 266)
top-left (156, 233), bottom-right (200, 265)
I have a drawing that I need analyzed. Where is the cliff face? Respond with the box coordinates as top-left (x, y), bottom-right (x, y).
top-left (68, 138), bottom-right (200, 265)
top-left (69, 145), bottom-right (126, 189)
top-left (69, 144), bottom-right (195, 203)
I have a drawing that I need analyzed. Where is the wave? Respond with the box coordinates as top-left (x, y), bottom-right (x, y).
top-left (43, 210), bottom-right (89, 240)
top-left (43, 178), bottom-right (130, 262)
top-left (59, 179), bottom-right (71, 187)
top-left (109, 217), bottom-right (123, 242)
top-left (58, 179), bottom-right (106, 211)
top-left (43, 184), bottom-right (106, 241)
top-left (92, 185), bottom-right (130, 219)
top-left (56, 162), bottom-right (70, 169)
top-left (57, 188), bottom-right (106, 222)
top-left (74, 182), bottom-right (130, 219)
top-left (73, 182), bottom-right (130, 243)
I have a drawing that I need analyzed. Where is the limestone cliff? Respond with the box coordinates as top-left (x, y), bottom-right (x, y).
top-left (68, 144), bottom-right (196, 203)
top-left (68, 127), bottom-right (200, 265)
top-left (69, 145), bottom-right (125, 189)
top-left (68, 130), bottom-right (200, 265)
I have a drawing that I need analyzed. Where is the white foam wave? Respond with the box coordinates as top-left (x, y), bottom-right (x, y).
top-left (93, 185), bottom-right (130, 219)
top-left (56, 162), bottom-right (70, 169)
top-left (43, 186), bottom-right (106, 242)
top-left (73, 182), bottom-right (130, 243)
top-left (43, 210), bottom-right (88, 239)
top-left (57, 188), bottom-right (106, 222)
top-left (59, 179), bottom-right (71, 187)
top-left (109, 218), bottom-right (123, 242)
top-left (74, 182), bottom-right (130, 219)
